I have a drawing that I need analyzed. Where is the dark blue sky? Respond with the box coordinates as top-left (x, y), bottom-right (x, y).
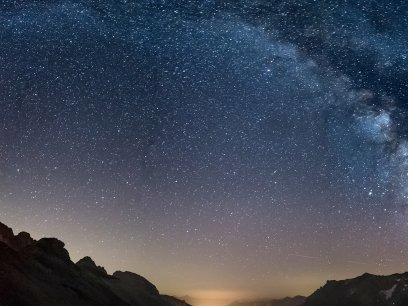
top-left (1, 0), bottom-right (408, 303)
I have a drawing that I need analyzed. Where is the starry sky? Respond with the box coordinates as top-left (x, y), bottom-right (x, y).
top-left (2, 0), bottom-right (408, 305)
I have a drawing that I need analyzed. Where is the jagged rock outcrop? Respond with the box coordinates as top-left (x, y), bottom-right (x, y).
top-left (0, 222), bottom-right (34, 251)
top-left (77, 256), bottom-right (108, 276)
top-left (228, 296), bottom-right (306, 306)
top-left (0, 222), bottom-right (191, 306)
top-left (303, 272), bottom-right (408, 306)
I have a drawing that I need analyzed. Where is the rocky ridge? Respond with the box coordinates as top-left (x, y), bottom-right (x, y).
top-left (302, 272), bottom-right (408, 306)
top-left (0, 222), bottom-right (190, 306)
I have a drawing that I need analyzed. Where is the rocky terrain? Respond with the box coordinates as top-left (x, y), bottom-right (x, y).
top-left (3, 221), bottom-right (408, 306)
top-left (0, 222), bottom-right (190, 306)
top-left (302, 272), bottom-right (408, 306)
top-left (228, 272), bottom-right (408, 306)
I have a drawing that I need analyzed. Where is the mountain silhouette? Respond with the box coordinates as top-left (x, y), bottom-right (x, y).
top-left (302, 272), bottom-right (408, 306)
top-left (2, 221), bottom-right (408, 306)
top-left (0, 222), bottom-right (190, 306)
top-left (228, 272), bottom-right (408, 306)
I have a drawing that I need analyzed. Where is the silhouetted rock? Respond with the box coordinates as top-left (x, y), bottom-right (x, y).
top-left (77, 256), bottom-right (108, 276)
top-left (303, 272), bottom-right (408, 306)
top-left (162, 295), bottom-right (192, 306)
top-left (112, 270), bottom-right (160, 295)
top-left (33, 238), bottom-right (71, 260)
top-left (0, 223), bottom-right (34, 251)
top-left (15, 231), bottom-right (35, 249)
top-left (0, 221), bottom-right (191, 306)
top-left (0, 222), bottom-right (14, 243)
top-left (178, 295), bottom-right (199, 305)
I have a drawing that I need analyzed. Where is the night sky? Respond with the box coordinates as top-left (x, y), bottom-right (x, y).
top-left (2, 1), bottom-right (408, 305)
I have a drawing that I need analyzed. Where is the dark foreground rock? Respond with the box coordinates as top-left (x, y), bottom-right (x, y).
top-left (0, 222), bottom-right (190, 306)
top-left (303, 272), bottom-right (408, 306)
top-left (228, 272), bottom-right (408, 306)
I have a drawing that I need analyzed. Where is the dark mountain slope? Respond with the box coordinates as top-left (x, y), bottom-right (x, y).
top-left (303, 272), bottom-right (408, 306)
top-left (0, 222), bottom-right (190, 306)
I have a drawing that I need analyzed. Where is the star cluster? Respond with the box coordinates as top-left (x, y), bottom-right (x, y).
top-left (1, 0), bottom-right (408, 302)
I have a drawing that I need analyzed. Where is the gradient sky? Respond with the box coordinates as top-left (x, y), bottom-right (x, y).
top-left (2, 1), bottom-right (408, 305)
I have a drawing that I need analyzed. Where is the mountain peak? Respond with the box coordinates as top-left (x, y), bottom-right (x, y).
top-left (77, 256), bottom-right (108, 275)
top-left (304, 272), bottom-right (408, 306)
top-left (0, 222), bottom-right (34, 251)
top-left (0, 221), bottom-right (190, 306)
